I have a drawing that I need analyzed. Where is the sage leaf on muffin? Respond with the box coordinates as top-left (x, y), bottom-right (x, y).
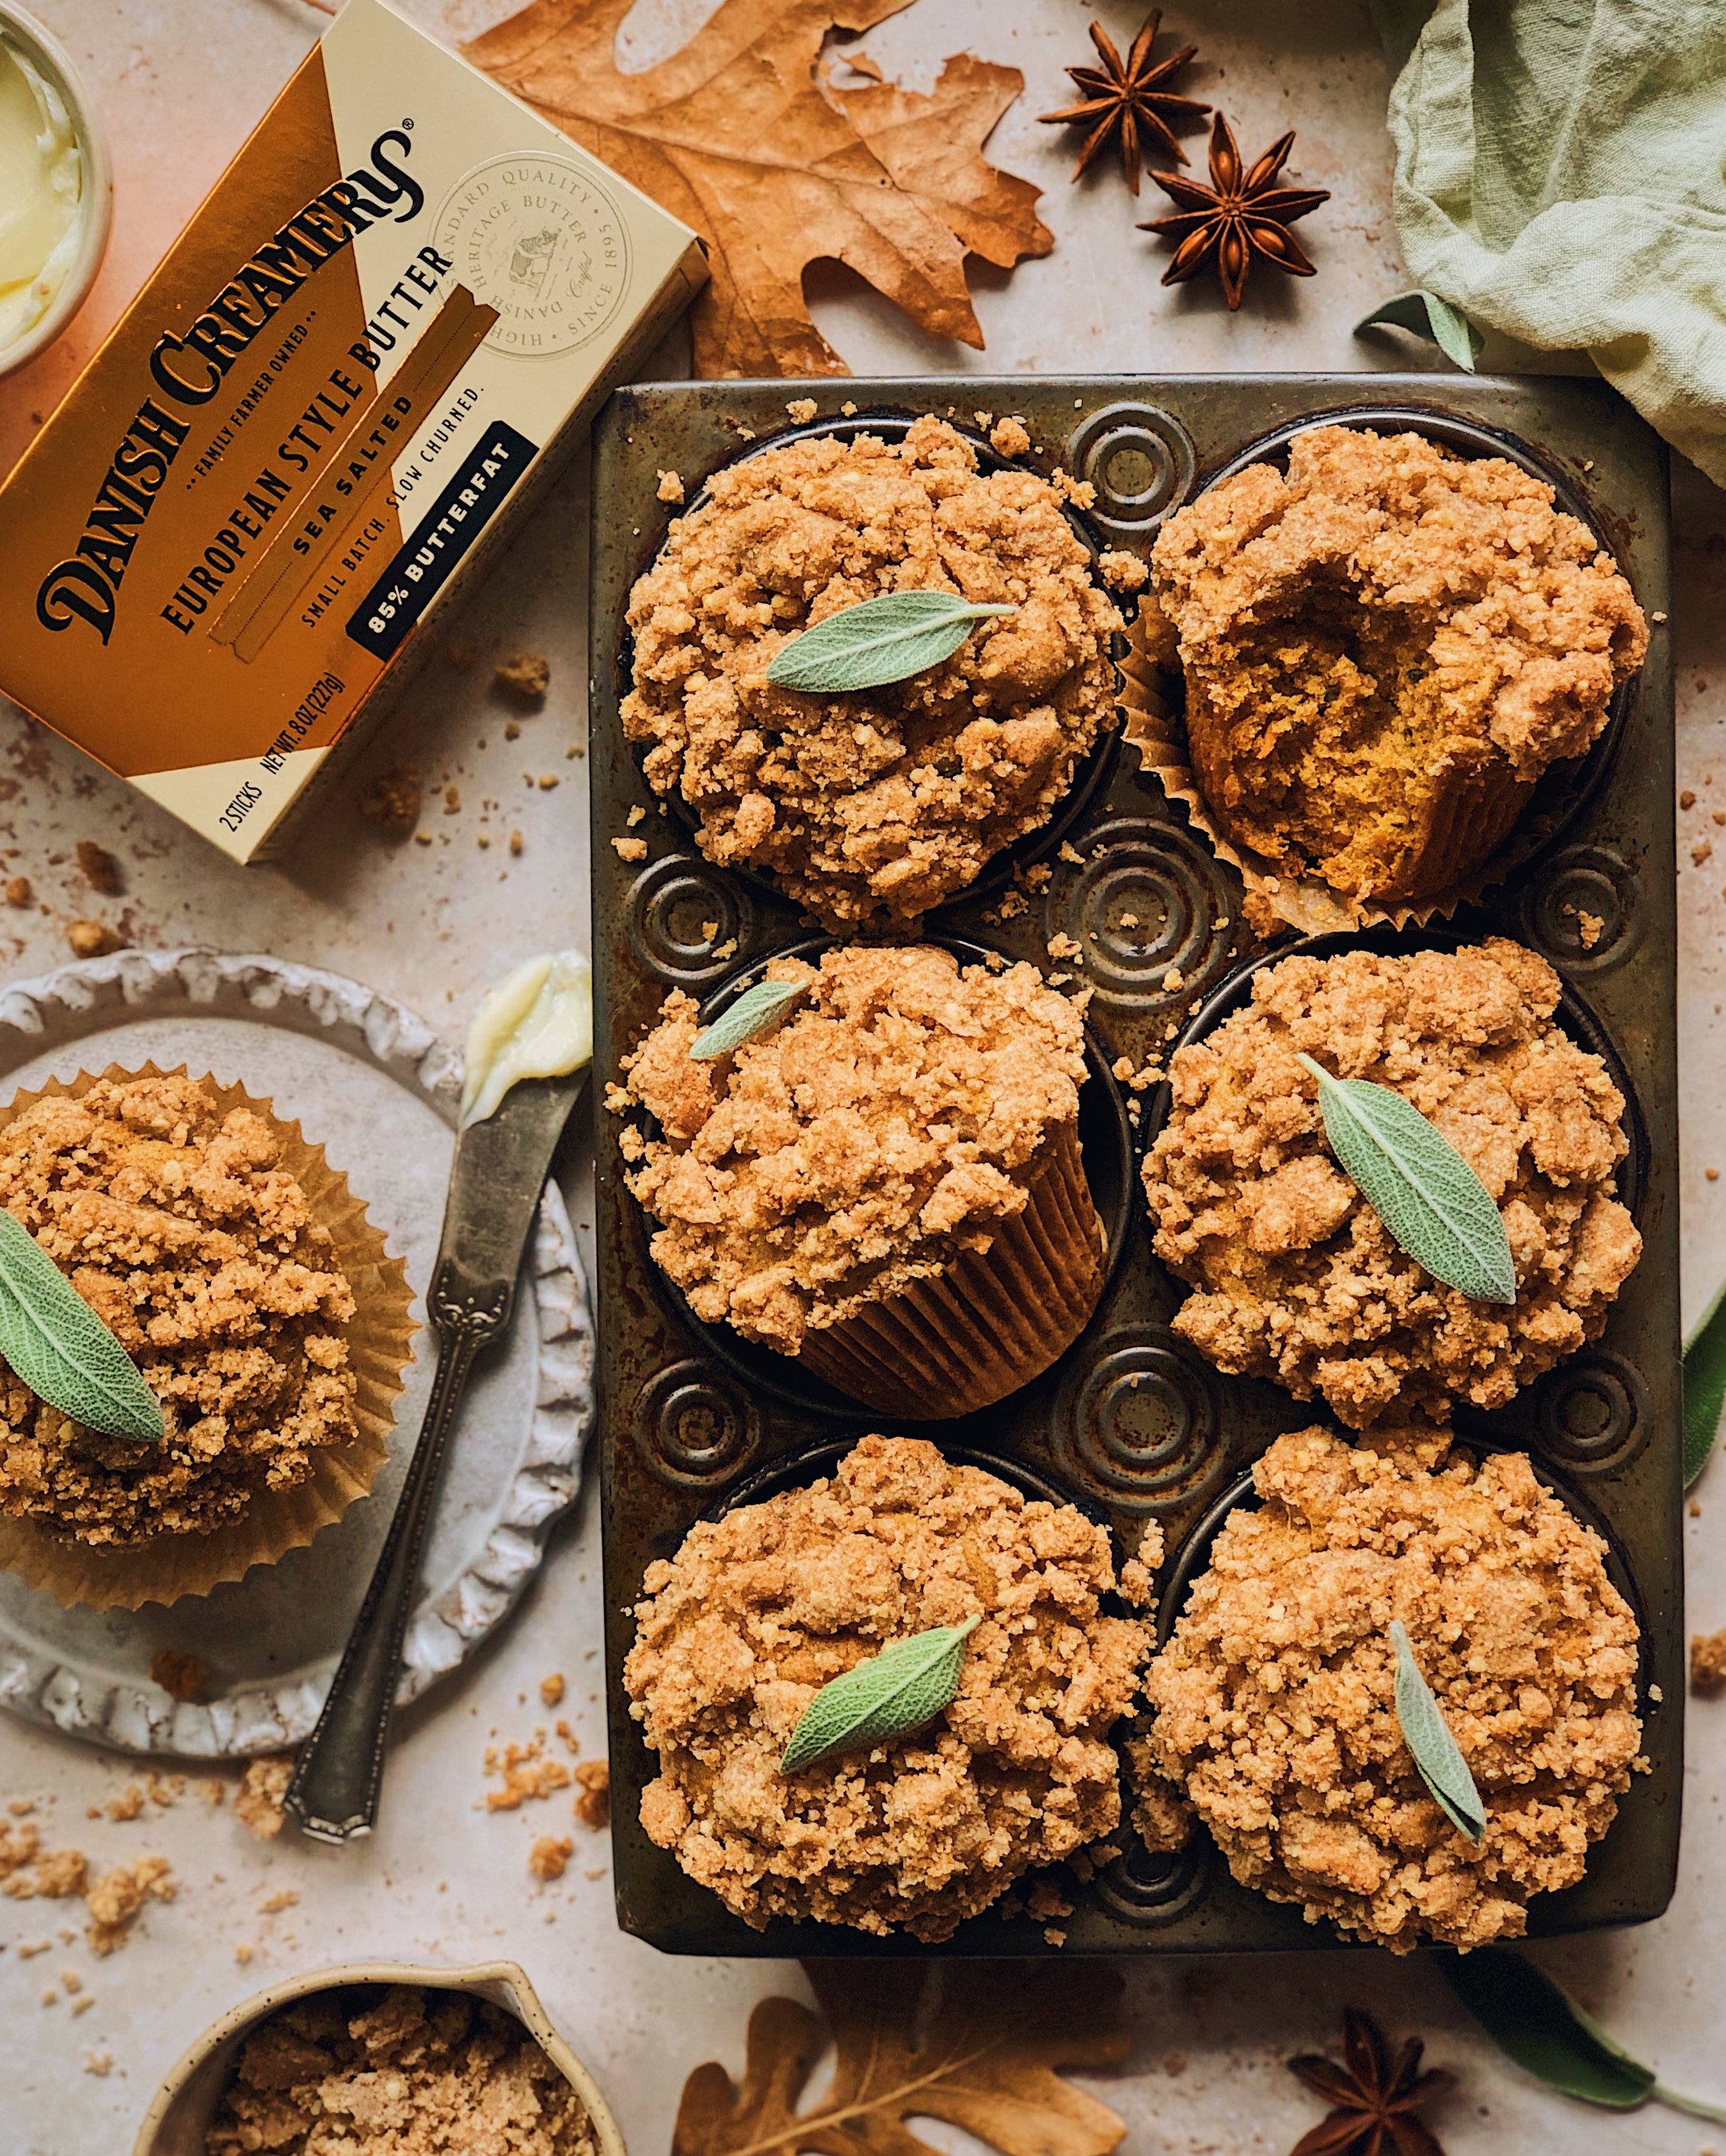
top-left (765, 591), bottom-right (1016, 695)
top-left (1445, 1945), bottom-right (1726, 2125)
top-left (0, 1206), bottom-right (165, 1442)
top-left (1390, 1618), bottom-right (1486, 1841)
top-left (1296, 1053), bottom-right (1517, 1304)
top-left (780, 1614), bottom-right (980, 1774)
top-left (690, 977), bottom-right (807, 1060)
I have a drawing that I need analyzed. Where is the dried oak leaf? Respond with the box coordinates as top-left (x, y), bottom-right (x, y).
top-left (673, 1961), bottom-right (1127, 2156)
top-left (463, 0), bottom-right (1053, 378)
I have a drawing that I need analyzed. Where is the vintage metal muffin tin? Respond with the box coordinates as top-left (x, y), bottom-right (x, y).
top-left (588, 374), bottom-right (1677, 1956)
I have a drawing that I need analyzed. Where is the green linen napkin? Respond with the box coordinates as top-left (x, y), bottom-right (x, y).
top-left (1371, 0), bottom-right (1726, 482)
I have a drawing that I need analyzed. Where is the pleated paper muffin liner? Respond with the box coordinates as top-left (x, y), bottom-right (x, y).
top-left (0, 1064), bottom-right (414, 1612)
top-left (1120, 599), bottom-right (1561, 938)
top-left (795, 1123), bottom-right (1105, 1419)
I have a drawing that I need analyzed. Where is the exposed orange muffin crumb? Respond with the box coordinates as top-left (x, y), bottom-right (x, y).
top-left (1150, 425), bottom-right (1648, 902)
top-left (626, 1434), bottom-right (1150, 1941)
top-left (205, 1985), bottom-right (597, 2156)
top-left (622, 416), bottom-right (1121, 927)
top-left (1141, 1426), bottom-right (1642, 1952)
top-left (616, 945), bottom-right (1089, 1357)
top-left (0, 1074), bottom-right (359, 1545)
top-left (1142, 940), bottom-right (1640, 1429)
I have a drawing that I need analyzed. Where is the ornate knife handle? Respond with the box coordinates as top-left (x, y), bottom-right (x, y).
top-left (284, 1265), bottom-right (511, 1843)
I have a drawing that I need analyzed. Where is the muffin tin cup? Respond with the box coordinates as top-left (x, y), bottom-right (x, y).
top-left (1125, 402), bottom-right (1641, 936)
top-left (590, 373), bottom-right (1678, 1957)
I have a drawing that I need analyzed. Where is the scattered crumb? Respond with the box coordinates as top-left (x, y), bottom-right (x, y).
top-left (494, 652), bottom-right (550, 703)
top-left (1098, 549), bottom-right (1149, 594)
top-left (148, 1650), bottom-right (206, 1704)
top-left (785, 397), bottom-right (818, 425)
top-left (257, 1887), bottom-right (299, 1914)
top-left (235, 1942), bottom-right (253, 1964)
top-left (233, 1758), bottom-right (294, 1841)
top-left (626, 804), bottom-right (645, 827)
top-left (1042, 1927), bottom-right (1067, 1947)
top-left (1709, 1169), bottom-right (1720, 1183)
top-left (1577, 910), bottom-right (1604, 950)
top-left (509, 830), bottom-right (524, 856)
top-left (3, 875), bottom-right (28, 907)
top-left (504, 719), bottom-right (521, 740)
top-left (413, 831), bottom-right (433, 846)
top-left (612, 836), bottom-right (648, 862)
top-left (537, 773), bottom-right (560, 790)
top-left (1694, 839), bottom-right (1713, 865)
top-left (1047, 932), bottom-right (1082, 961)
top-left (4, 1845), bottom-right (87, 1901)
top-left (443, 784), bottom-right (462, 815)
top-left (656, 469), bottom-right (685, 504)
top-left (75, 841), bottom-right (122, 895)
top-left (86, 1854), bottom-right (175, 1954)
top-left (1050, 468), bottom-right (1096, 508)
top-left (840, 401), bottom-right (857, 417)
top-left (539, 1674), bottom-right (566, 1709)
top-left (356, 763), bottom-right (423, 837)
top-left (66, 920), bottom-right (123, 959)
top-left (712, 937), bottom-right (737, 961)
top-left (72, 1993), bottom-right (95, 2016)
top-left (573, 1760), bottom-right (610, 1831)
top-left (40, 1983), bottom-right (57, 2006)
top-left (529, 1835), bottom-right (574, 1882)
top-left (990, 415), bottom-right (1031, 458)
top-left (1693, 1629), bottom-right (1726, 1691)
top-left (485, 1737), bottom-right (572, 1810)
top-left (1162, 965), bottom-right (1185, 993)
top-left (81, 2052), bottom-right (112, 2077)
top-left (1058, 841), bottom-right (1084, 865)
top-left (1683, 789), bottom-right (1698, 808)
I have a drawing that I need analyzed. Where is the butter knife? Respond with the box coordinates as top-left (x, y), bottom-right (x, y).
top-left (285, 1069), bottom-right (588, 1843)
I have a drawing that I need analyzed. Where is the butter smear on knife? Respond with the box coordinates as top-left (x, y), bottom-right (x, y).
top-left (460, 951), bottom-right (592, 1129)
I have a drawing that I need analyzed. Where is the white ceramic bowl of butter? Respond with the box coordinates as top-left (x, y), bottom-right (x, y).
top-left (0, 1), bottom-right (110, 380)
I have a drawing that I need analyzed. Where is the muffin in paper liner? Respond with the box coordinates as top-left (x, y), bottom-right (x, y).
top-left (0, 1064), bottom-right (414, 1612)
top-left (1119, 599), bottom-right (1569, 938)
top-left (795, 1123), bottom-right (1105, 1418)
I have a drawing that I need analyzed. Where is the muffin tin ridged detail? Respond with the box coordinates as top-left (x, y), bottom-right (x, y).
top-left (590, 373), bottom-right (1679, 1958)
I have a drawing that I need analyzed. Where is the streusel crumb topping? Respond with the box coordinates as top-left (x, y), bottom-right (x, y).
top-left (622, 416), bottom-right (1121, 928)
top-left (0, 1074), bottom-right (357, 1545)
top-left (206, 1985), bottom-right (597, 2156)
top-left (617, 944), bottom-right (1088, 1355)
top-left (1138, 1425), bottom-right (1642, 1952)
top-left (626, 1434), bottom-right (1150, 1941)
top-left (1142, 940), bottom-right (1640, 1428)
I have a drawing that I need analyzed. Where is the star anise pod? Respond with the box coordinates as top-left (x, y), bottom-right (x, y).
top-left (1039, 10), bottom-right (1209, 193)
top-left (1141, 111), bottom-right (1330, 309)
top-left (1287, 2009), bottom-right (1453, 2156)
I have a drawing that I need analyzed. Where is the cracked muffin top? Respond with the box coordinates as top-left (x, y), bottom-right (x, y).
top-left (612, 944), bottom-right (1089, 1357)
top-left (0, 1074), bottom-right (358, 1546)
top-left (1141, 939), bottom-right (1641, 1430)
top-left (625, 1433), bottom-right (1154, 1941)
top-left (1138, 1424), bottom-right (1642, 1952)
top-left (621, 416), bottom-right (1122, 928)
top-left (1149, 425), bottom-right (1648, 903)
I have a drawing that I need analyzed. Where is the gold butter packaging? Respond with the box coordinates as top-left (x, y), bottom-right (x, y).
top-left (0, 0), bottom-right (705, 861)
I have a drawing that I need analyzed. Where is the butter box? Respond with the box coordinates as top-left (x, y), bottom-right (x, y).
top-left (0, 0), bottom-right (705, 860)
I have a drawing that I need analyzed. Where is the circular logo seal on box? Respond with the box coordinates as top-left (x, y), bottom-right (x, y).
top-left (434, 153), bottom-right (631, 358)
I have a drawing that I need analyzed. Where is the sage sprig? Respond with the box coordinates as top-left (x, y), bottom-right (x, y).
top-left (690, 977), bottom-right (807, 1060)
top-left (1297, 1053), bottom-right (1517, 1304)
top-left (1390, 1619), bottom-right (1485, 1842)
top-left (1356, 289), bottom-right (1483, 372)
top-left (780, 1615), bottom-right (980, 1774)
top-left (1444, 1945), bottom-right (1726, 2126)
top-left (1682, 1272), bottom-right (1726, 1486)
top-left (0, 1207), bottom-right (164, 1442)
top-left (766, 591), bottom-right (1016, 695)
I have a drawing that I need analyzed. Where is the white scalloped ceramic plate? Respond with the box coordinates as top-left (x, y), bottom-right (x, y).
top-left (0, 949), bottom-right (593, 1757)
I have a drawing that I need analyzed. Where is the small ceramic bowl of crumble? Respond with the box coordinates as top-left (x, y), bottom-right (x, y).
top-left (133, 1960), bottom-right (626, 2156)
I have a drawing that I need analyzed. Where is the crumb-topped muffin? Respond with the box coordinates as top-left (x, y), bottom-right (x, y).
top-left (622, 416), bottom-right (1122, 927)
top-left (1149, 425), bottom-right (1648, 904)
top-left (626, 1434), bottom-right (1154, 1940)
top-left (1138, 1425), bottom-right (1642, 1951)
top-left (614, 944), bottom-right (1105, 1415)
top-left (0, 1074), bottom-right (359, 1546)
top-left (206, 1984), bottom-right (597, 2156)
top-left (1142, 940), bottom-right (1640, 1429)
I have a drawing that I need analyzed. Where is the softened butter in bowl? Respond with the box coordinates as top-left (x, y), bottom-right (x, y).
top-left (0, 3), bottom-right (110, 378)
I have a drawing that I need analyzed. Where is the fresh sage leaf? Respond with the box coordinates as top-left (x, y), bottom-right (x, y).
top-left (1390, 1619), bottom-right (1486, 1841)
top-left (1297, 1053), bottom-right (1517, 1304)
top-left (1446, 1945), bottom-right (1726, 2125)
top-left (690, 977), bottom-right (807, 1061)
top-left (765, 591), bottom-right (1016, 695)
top-left (1355, 289), bottom-right (1482, 371)
top-left (780, 1615), bottom-right (980, 1774)
top-left (0, 1207), bottom-right (164, 1443)
top-left (1683, 1274), bottom-right (1726, 1487)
